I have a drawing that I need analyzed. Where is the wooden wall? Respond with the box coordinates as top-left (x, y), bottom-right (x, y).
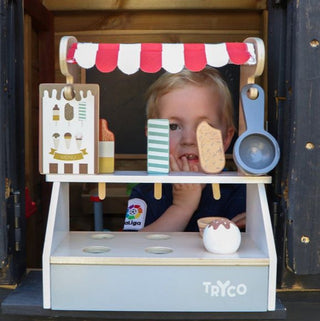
top-left (24, 0), bottom-right (54, 268)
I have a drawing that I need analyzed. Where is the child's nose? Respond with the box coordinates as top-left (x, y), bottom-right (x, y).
top-left (181, 127), bottom-right (197, 146)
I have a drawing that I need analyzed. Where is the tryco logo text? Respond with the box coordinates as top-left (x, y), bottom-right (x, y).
top-left (203, 280), bottom-right (247, 298)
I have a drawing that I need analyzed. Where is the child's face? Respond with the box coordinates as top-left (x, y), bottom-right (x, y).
top-left (157, 84), bottom-right (233, 171)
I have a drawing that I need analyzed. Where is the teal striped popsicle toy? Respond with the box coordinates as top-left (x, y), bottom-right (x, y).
top-left (147, 119), bottom-right (170, 174)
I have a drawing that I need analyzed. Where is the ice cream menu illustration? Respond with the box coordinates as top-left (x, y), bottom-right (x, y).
top-left (39, 84), bottom-right (99, 174)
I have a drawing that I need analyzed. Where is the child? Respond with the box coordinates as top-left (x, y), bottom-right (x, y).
top-left (123, 67), bottom-right (246, 232)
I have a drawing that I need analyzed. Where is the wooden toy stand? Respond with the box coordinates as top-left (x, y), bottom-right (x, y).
top-left (42, 37), bottom-right (278, 313)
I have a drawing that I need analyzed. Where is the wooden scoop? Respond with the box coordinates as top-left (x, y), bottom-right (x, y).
top-left (196, 121), bottom-right (225, 200)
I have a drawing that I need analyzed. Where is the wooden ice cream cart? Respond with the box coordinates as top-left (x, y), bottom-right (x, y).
top-left (40, 36), bottom-right (278, 313)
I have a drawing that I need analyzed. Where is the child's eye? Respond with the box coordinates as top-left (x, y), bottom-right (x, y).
top-left (169, 123), bottom-right (179, 131)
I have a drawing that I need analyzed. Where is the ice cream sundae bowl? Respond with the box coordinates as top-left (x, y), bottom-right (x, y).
top-left (197, 217), bottom-right (216, 237)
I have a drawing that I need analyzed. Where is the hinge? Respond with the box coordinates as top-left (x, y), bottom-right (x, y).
top-left (272, 201), bottom-right (279, 233)
top-left (5, 178), bottom-right (11, 199)
top-left (274, 95), bottom-right (286, 106)
top-left (13, 191), bottom-right (21, 252)
top-left (274, 90), bottom-right (286, 120)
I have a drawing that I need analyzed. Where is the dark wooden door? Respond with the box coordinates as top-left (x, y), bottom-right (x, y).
top-left (0, 0), bottom-right (25, 284)
top-left (268, 0), bottom-right (320, 287)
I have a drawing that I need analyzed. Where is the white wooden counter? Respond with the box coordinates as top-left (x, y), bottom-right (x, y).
top-left (42, 172), bottom-right (277, 312)
top-left (50, 231), bottom-right (269, 266)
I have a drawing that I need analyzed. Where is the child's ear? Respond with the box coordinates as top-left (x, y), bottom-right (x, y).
top-left (223, 127), bottom-right (235, 152)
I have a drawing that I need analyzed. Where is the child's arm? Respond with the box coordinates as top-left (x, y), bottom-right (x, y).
top-left (140, 155), bottom-right (203, 232)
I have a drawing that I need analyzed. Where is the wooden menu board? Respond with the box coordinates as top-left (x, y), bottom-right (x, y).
top-left (39, 84), bottom-right (99, 174)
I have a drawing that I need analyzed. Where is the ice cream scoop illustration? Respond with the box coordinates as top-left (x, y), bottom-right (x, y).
top-left (52, 104), bottom-right (60, 123)
top-left (64, 103), bottom-right (74, 124)
top-left (52, 133), bottom-right (60, 149)
top-left (75, 133), bottom-right (83, 149)
top-left (64, 132), bottom-right (72, 149)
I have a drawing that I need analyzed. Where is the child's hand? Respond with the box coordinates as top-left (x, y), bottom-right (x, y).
top-left (170, 155), bottom-right (203, 213)
top-left (231, 212), bottom-right (246, 229)
top-left (140, 155), bottom-right (205, 232)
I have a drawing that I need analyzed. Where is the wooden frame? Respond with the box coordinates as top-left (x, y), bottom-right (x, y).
top-left (41, 35), bottom-right (277, 313)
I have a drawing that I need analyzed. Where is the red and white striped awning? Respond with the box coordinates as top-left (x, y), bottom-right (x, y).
top-left (67, 42), bottom-right (256, 74)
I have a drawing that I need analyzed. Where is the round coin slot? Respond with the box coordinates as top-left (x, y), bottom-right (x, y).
top-left (82, 246), bottom-right (111, 254)
top-left (145, 234), bottom-right (171, 240)
top-left (91, 233), bottom-right (115, 240)
top-left (145, 246), bottom-right (173, 254)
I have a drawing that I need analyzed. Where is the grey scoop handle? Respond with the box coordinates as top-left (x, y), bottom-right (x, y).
top-left (233, 83), bottom-right (280, 175)
top-left (241, 84), bottom-right (265, 132)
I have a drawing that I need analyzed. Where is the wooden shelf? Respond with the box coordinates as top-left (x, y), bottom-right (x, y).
top-left (46, 171), bottom-right (272, 184)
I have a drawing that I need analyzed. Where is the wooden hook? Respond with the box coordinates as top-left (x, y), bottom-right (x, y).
top-left (242, 37), bottom-right (265, 84)
top-left (63, 83), bottom-right (75, 101)
top-left (59, 36), bottom-right (80, 84)
top-left (238, 37), bottom-right (265, 134)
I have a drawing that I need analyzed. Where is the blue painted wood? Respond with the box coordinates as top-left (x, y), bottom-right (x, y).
top-left (51, 265), bottom-right (269, 312)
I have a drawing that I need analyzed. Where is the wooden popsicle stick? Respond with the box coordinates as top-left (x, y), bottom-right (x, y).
top-left (98, 182), bottom-right (106, 200)
top-left (212, 183), bottom-right (221, 200)
top-left (154, 183), bottom-right (162, 200)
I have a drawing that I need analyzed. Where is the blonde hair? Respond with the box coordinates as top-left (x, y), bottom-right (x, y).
top-left (146, 67), bottom-right (235, 135)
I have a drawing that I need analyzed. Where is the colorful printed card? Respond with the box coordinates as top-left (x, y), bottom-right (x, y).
top-left (39, 84), bottom-right (99, 174)
top-left (147, 119), bottom-right (170, 174)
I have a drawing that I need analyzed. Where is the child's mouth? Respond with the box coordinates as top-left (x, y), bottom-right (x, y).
top-left (181, 153), bottom-right (199, 161)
